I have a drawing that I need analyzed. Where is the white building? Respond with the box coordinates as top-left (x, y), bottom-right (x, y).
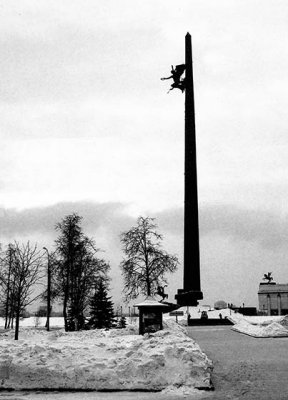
top-left (258, 283), bottom-right (288, 316)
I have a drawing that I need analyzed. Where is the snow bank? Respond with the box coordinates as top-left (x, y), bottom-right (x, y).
top-left (0, 319), bottom-right (212, 392)
top-left (231, 315), bottom-right (288, 337)
top-left (239, 316), bottom-right (284, 325)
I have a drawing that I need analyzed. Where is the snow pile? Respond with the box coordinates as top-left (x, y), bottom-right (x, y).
top-left (234, 315), bottom-right (284, 326)
top-left (279, 315), bottom-right (288, 328)
top-left (0, 320), bottom-right (212, 392)
top-left (232, 315), bottom-right (288, 337)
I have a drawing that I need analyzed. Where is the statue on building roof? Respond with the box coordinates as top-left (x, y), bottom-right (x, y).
top-left (263, 272), bottom-right (273, 284)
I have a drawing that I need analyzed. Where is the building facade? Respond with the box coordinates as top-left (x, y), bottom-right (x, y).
top-left (258, 283), bottom-right (288, 316)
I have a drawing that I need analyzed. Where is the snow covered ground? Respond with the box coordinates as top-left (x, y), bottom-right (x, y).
top-left (0, 317), bottom-right (212, 393)
top-left (229, 313), bottom-right (288, 337)
top-left (165, 306), bottom-right (288, 338)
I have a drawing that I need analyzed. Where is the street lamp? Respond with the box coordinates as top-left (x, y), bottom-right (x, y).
top-left (43, 247), bottom-right (51, 332)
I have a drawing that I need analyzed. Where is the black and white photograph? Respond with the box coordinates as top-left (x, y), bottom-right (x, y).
top-left (0, 1), bottom-right (288, 399)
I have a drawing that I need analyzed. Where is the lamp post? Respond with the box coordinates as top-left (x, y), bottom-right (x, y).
top-left (43, 247), bottom-right (51, 331)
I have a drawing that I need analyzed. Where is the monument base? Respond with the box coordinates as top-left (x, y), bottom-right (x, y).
top-left (175, 289), bottom-right (203, 306)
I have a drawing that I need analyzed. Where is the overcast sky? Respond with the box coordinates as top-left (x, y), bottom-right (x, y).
top-left (1, 0), bottom-right (288, 309)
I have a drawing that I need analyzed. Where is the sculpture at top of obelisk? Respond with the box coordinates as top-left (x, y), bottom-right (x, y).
top-left (161, 33), bottom-right (203, 306)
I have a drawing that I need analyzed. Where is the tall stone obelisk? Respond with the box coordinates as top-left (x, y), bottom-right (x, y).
top-left (175, 33), bottom-right (203, 306)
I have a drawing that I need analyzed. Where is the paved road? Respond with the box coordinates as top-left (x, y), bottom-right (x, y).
top-left (188, 325), bottom-right (288, 400)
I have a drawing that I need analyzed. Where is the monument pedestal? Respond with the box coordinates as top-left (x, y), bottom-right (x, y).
top-left (175, 289), bottom-right (203, 306)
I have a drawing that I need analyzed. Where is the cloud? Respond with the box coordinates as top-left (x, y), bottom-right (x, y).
top-left (155, 208), bottom-right (183, 236)
top-left (151, 204), bottom-right (288, 251)
top-left (0, 202), bottom-right (185, 258)
top-left (0, 201), bottom-right (132, 240)
top-left (200, 204), bottom-right (288, 249)
top-left (1, 201), bottom-right (287, 251)
top-left (0, 6), bottom-right (161, 105)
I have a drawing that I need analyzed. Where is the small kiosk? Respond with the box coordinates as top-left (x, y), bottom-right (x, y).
top-left (135, 297), bottom-right (169, 335)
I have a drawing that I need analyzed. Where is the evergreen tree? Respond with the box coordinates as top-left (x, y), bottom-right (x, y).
top-left (54, 214), bottom-right (110, 331)
top-left (88, 279), bottom-right (115, 329)
top-left (118, 316), bottom-right (127, 329)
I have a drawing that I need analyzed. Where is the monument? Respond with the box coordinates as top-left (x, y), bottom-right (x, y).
top-left (162, 33), bottom-right (203, 306)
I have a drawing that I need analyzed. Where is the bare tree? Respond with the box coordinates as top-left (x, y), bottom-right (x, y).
top-left (120, 216), bottom-right (179, 301)
top-left (11, 242), bottom-right (43, 340)
top-left (41, 249), bottom-right (59, 331)
top-left (0, 244), bottom-right (16, 329)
